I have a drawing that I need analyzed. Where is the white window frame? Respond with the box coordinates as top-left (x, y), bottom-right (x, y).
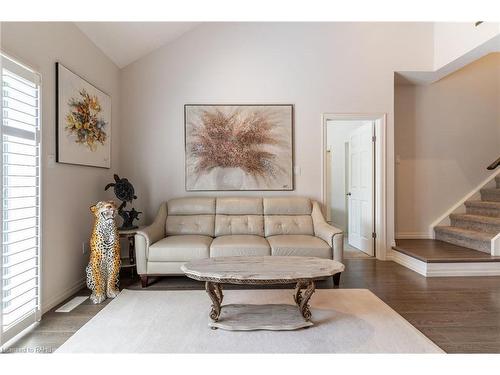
top-left (0, 51), bottom-right (42, 347)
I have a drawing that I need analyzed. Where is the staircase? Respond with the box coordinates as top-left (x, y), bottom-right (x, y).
top-left (434, 176), bottom-right (500, 254)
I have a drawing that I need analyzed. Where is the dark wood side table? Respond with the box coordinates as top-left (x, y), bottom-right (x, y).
top-left (118, 227), bottom-right (142, 277)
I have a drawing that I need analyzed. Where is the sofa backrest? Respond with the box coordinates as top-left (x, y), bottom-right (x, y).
top-left (166, 197), bottom-right (215, 236)
top-left (165, 196), bottom-right (314, 237)
top-left (263, 197), bottom-right (314, 236)
top-left (215, 197), bottom-right (264, 236)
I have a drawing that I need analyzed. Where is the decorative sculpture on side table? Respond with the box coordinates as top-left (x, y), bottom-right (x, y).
top-left (86, 201), bottom-right (121, 304)
top-left (105, 174), bottom-right (142, 230)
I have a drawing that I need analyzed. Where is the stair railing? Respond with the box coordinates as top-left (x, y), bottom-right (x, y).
top-left (487, 156), bottom-right (500, 170)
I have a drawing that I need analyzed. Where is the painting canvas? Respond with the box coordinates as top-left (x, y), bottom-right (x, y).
top-left (56, 63), bottom-right (111, 168)
top-left (185, 104), bottom-right (293, 191)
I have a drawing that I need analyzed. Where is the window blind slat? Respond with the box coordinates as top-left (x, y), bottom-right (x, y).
top-left (3, 245), bottom-right (37, 258)
top-left (3, 295), bottom-right (38, 316)
top-left (3, 205), bottom-right (39, 212)
top-left (3, 95), bottom-right (38, 108)
top-left (3, 72), bottom-right (37, 87)
top-left (3, 269), bottom-right (38, 290)
top-left (3, 84), bottom-right (38, 99)
top-left (3, 138), bottom-right (38, 147)
top-left (3, 256), bottom-right (37, 275)
top-left (2, 276), bottom-right (37, 293)
top-left (3, 105), bottom-right (38, 119)
top-left (3, 216), bottom-right (37, 223)
top-left (4, 223), bottom-right (36, 234)
top-left (2, 265), bottom-right (38, 282)
top-left (3, 286), bottom-right (38, 305)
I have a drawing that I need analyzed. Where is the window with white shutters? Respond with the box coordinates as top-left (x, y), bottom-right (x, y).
top-left (0, 53), bottom-right (42, 346)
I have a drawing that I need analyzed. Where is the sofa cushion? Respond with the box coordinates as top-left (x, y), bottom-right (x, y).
top-left (264, 215), bottom-right (314, 236)
top-left (210, 235), bottom-right (271, 257)
top-left (167, 197), bottom-right (215, 215)
top-left (263, 197), bottom-right (312, 215)
top-left (166, 215), bottom-right (215, 236)
top-left (148, 235), bottom-right (212, 262)
top-left (216, 197), bottom-right (263, 215)
top-left (215, 215), bottom-right (264, 236)
top-left (266, 235), bottom-right (331, 258)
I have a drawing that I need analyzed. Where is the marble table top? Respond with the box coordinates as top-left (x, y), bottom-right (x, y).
top-left (181, 256), bottom-right (345, 284)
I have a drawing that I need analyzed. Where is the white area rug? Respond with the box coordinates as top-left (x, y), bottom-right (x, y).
top-left (56, 289), bottom-right (443, 353)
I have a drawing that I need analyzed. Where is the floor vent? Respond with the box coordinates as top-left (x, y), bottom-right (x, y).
top-left (55, 297), bottom-right (88, 313)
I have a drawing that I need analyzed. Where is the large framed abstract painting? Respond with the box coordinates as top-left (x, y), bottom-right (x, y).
top-left (56, 63), bottom-right (111, 168)
top-left (185, 104), bottom-right (294, 191)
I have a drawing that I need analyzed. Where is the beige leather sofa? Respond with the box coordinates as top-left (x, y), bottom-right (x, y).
top-left (135, 197), bottom-right (344, 287)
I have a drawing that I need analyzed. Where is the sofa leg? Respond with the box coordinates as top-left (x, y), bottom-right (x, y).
top-left (332, 273), bottom-right (341, 287)
top-left (140, 275), bottom-right (148, 288)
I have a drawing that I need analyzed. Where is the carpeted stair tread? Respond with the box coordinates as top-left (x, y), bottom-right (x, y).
top-left (465, 200), bottom-right (500, 209)
top-left (436, 179), bottom-right (500, 252)
top-left (450, 213), bottom-right (500, 233)
top-left (465, 200), bottom-right (500, 217)
top-left (450, 213), bottom-right (500, 224)
top-left (434, 226), bottom-right (493, 253)
top-left (480, 188), bottom-right (500, 202)
top-left (481, 188), bottom-right (500, 194)
top-left (435, 226), bottom-right (495, 240)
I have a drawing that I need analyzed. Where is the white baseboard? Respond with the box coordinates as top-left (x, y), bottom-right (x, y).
top-left (395, 232), bottom-right (433, 240)
top-left (426, 262), bottom-right (500, 277)
top-left (387, 249), bottom-right (427, 276)
top-left (42, 277), bottom-right (86, 314)
top-left (388, 249), bottom-right (500, 277)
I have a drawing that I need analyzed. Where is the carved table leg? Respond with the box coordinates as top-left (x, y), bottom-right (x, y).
top-left (293, 281), bottom-right (306, 306)
top-left (214, 282), bottom-right (223, 304)
top-left (294, 280), bottom-right (315, 321)
top-left (205, 281), bottom-right (223, 322)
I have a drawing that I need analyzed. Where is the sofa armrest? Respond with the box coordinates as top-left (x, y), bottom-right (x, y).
top-left (136, 204), bottom-right (167, 247)
top-left (134, 202), bottom-right (167, 273)
top-left (311, 201), bottom-right (344, 262)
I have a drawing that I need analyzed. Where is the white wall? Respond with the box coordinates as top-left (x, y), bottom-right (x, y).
top-left (0, 22), bottom-right (121, 311)
top-left (433, 22), bottom-right (500, 70)
top-left (326, 121), bottom-right (368, 230)
top-left (120, 22), bottom-right (434, 254)
top-left (395, 53), bottom-right (500, 237)
top-left (0, 21), bottom-right (495, 312)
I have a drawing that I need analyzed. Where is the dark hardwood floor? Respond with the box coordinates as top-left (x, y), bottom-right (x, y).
top-left (3, 258), bottom-right (500, 353)
top-left (393, 239), bottom-right (500, 263)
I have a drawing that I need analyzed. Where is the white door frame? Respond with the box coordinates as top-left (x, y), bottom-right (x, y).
top-left (321, 113), bottom-right (387, 260)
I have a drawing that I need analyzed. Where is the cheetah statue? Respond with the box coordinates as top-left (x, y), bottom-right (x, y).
top-left (86, 201), bottom-right (121, 304)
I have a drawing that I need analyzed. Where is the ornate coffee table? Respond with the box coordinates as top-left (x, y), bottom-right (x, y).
top-left (181, 256), bottom-right (345, 331)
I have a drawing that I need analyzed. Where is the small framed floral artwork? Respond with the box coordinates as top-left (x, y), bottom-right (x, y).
top-left (185, 104), bottom-right (294, 191)
top-left (56, 63), bottom-right (111, 168)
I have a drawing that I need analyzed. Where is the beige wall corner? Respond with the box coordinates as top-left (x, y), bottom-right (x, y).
top-left (1, 22), bottom-right (121, 311)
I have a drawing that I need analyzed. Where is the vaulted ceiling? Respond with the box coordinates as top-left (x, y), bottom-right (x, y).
top-left (75, 22), bottom-right (199, 68)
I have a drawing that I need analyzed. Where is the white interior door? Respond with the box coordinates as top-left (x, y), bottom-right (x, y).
top-left (347, 124), bottom-right (374, 255)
